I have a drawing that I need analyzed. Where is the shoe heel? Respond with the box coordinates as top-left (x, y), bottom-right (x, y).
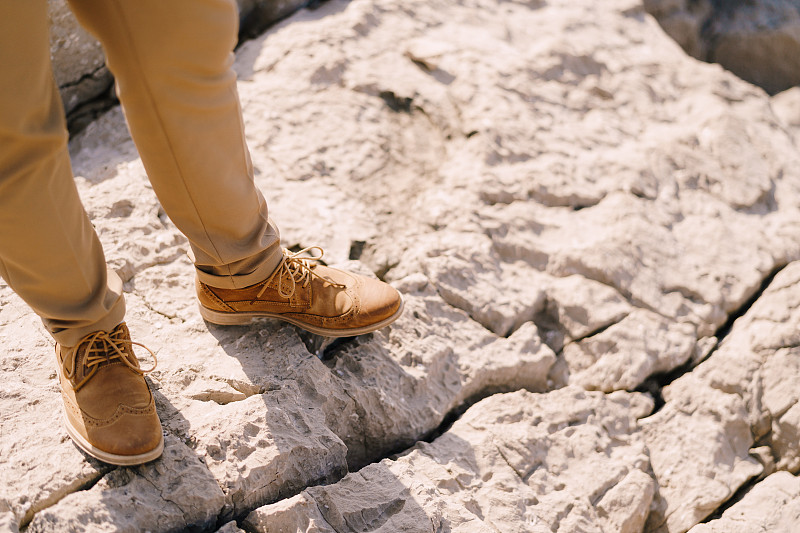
top-left (198, 305), bottom-right (254, 326)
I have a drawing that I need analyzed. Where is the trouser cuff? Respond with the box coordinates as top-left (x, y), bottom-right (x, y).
top-left (195, 244), bottom-right (284, 290)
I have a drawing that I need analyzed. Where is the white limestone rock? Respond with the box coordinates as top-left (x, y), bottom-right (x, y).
top-left (596, 469), bottom-right (657, 533)
top-left (641, 261), bottom-right (800, 532)
top-left (315, 276), bottom-right (555, 467)
top-left (773, 87), bottom-right (800, 151)
top-left (641, 378), bottom-right (763, 533)
top-left (538, 275), bottom-right (632, 351)
top-left (238, 0), bottom-right (800, 397)
top-left (688, 471), bottom-right (800, 533)
top-left (138, 272), bottom-right (554, 517)
top-left (180, 393), bottom-right (348, 517)
top-left (689, 262), bottom-right (800, 473)
top-left (25, 435), bottom-right (226, 532)
top-left (132, 311), bottom-right (355, 518)
top-left (244, 388), bottom-right (655, 533)
top-left (0, 501), bottom-right (19, 533)
top-left (4, 0), bottom-right (800, 530)
top-left (243, 494), bottom-right (336, 533)
top-left (773, 87), bottom-right (800, 129)
top-left (413, 232), bottom-right (549, 336)
top-left (563, 309), bottom-right (696, 392)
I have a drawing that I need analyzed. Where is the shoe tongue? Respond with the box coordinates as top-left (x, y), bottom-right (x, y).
top-left (65, 342), bottom-right (94, 388)
top-left (70, 327), bottom-right (135, 386)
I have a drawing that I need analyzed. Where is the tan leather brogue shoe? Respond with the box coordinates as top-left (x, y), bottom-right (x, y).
top-left (197, 247), bottom-right (403, 337)
top-left (55, 323), bottom-right (163, 466)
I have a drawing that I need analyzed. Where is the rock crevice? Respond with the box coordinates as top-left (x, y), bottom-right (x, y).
top-left (4, 0), bottom-right (800, 531)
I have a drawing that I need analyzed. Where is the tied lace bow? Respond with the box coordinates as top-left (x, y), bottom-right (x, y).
top-left (255, 246), bottom-right (330, 301)
top-left (61, 328), bottom-right (157, 391)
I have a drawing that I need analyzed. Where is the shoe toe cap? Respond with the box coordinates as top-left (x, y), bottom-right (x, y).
top-left (84, 407), bottom-right (163, 458)
top-left (357, 277), bottom-right (403, 323)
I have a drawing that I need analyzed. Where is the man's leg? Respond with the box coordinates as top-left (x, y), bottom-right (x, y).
top-left (66, 0), bottom-right (283, 290)
top-left (68, 0), bottom-right (403, 336)
top-left (0, 0), bottom-right (124, 346)
top-left (0, 1), bottom-right (162, 466)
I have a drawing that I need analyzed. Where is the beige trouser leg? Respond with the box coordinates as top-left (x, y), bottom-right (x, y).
top-left (0, 1), bottom-right (125, 346)
top-left (0, 0), bottom-right (281, 345)
top-left (66, 0), bottom-right (282, 288)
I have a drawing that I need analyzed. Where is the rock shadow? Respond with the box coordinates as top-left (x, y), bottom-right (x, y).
top-left (243, 418), bottom-right (483, 532)
top-left (234, 0), bottom-right (350, 82)
top-left (199, 320), bottom-right (354, 519)
top-left (24, 384), bottom-right (226, 532)
top-left (202, 315), bottom-right (446, 524)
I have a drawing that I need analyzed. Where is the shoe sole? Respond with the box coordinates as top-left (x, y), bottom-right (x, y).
top-left (61, 412), bottom-right (164, 466)
top-left (198, 294), bottom-right (404, 337)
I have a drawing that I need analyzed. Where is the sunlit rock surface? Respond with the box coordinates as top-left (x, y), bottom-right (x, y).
top-left (3, 0), bottom-right (800, 530)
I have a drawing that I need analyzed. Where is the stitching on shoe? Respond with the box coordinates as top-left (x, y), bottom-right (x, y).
top-left (283, 306), bottom-right (357, 326)
top-left (201, 283), bottom-right (236, 312)
top-left (229, 299), bottom-right (297, 310)
top-left (62, 392), bottom-right (83, 419)
top-left (62, 393), bottom-right (156, 428)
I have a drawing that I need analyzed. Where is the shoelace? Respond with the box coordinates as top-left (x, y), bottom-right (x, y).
top-left (62, 328), bottom-right (157, 391)
top-left (255, 246), bottom-right (329, 301)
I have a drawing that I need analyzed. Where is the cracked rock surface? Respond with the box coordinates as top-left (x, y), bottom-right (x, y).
top-left (243, 387), bottom-right (655, 533)
top-left (688, 471), bottom-right (800, 533)
top-left (3, 0), bottom-right (800, 531)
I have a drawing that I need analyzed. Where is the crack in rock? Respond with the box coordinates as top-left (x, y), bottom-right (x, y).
top-left (242, 387), bottom-right (656, 532)
top-left (690, 471), bottom-right (800, 532)
top-left (8, 0), bottom-right (800, 530)
top-left (640, 261), bottom-right (800, 532)
top-left (17, 468), bottom-right (109, 530)
top-left (24, 435), bottom-right (226, 532)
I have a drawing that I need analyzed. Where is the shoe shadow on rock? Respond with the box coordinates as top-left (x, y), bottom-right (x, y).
top-left (30, 383), bottom-right (227, 532)
top-left (199, 310), bottom-right (424, 520)
top-left (295, 328), bottom-right (361, 360)
top-left (192, 320), bottom-right (353, 520)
